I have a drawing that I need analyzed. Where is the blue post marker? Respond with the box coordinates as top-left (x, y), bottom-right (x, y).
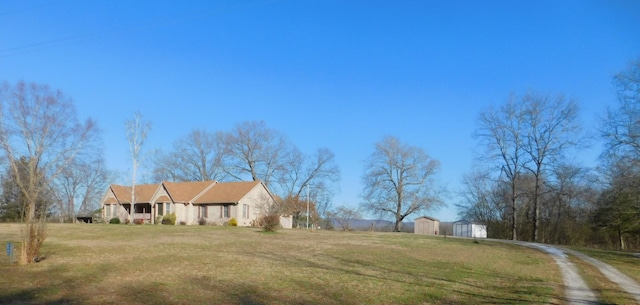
top-left (6, 242), bottom-right (14, 264)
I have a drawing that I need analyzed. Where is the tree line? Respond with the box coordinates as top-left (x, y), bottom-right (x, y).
top-left (457, 59), bottom-right (640, 250)
top-left (2, 58), bottom-right (639, 264)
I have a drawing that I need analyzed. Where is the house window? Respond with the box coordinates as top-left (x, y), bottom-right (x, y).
top-left (243, 204), bottom-right (249, 219)
top-left (105, 204), bottom-right (111, 217)
top-left (157, 203), bottom-right (163, 216)
top-left (166, 202), bottom-right (172, 214)
top-left (221, 205), bottom-right (229, 218)
top-left (200, 205), bottom-right (208, 218)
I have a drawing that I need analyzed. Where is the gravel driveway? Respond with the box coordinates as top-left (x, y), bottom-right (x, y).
top-left (493, 240), bottom-right (640, 304)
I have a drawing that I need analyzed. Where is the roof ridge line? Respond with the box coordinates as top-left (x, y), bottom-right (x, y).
top-left (189, 180), bottom-right (219, 203)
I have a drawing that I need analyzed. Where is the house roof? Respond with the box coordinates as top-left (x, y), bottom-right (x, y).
top-left (193, 181), bottom-right (261, 204)
top-left (135, 184), bottom-right (160, 203)
top-left (103, 196), bottom-right (119, 204)
top-left (155, 195), bottom-right (171, 202)
top-left (109, 183), bottom-right (160, 203)
top-left (110, 185), bottom-right (131, 204)
top-left (104, 180), bottom-right (268, 206)
top-left (162, 181), bottom-right (216, 203)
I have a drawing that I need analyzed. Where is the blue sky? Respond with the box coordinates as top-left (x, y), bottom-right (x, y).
top-left (2, 1), bottom-right (640, 221)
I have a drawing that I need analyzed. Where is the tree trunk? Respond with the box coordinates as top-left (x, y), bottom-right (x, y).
top-left (511, 183), bottom-right (517, 241)
top-left (394, 220), bottom-right (402, 232)
top-left (618, 228), bottom-right (626, 250)
top-left (532, 185), bottom-right (540, 243)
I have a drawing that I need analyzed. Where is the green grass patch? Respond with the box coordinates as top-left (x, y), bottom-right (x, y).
top-left (0, 224), bottom-right (564, 304)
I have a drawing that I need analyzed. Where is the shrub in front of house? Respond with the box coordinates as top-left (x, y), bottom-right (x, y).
top-left (228, 218), bottom-right (238, 226)
top-left (162, 213), bottom-right (176, 225)
top-left (198, 218), bottom-right (207, 226)
top-left (155, 216), bottom-right (163, 224)
top-left (133, 218), bottom-right (144, 225)
top-left (260, 214), bottom-right (280, 232)
top-left (109, 218), bottom-right (121, 224)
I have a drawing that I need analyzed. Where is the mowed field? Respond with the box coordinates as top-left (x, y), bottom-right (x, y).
top-left (0, 224), bottom-right (564, 305)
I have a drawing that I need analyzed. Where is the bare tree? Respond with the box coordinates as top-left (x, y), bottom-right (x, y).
top-left (221, 120), bottom-right (291, 188)
top-left (521, 92), bottom-right (582, 242)
top-left (152, 129), bottom-right (226, 182)
top-left (475, 96), bottom-right (527, 240)
top-left (0, 81), bottom-right (98, 264)
top-left (361, 136), bottom-right (443, 232)
top-left (603, 59), bottom-right (640, 159)
top-left (327, 205), bottom-right (361, 231)
top-left (280, 147), bottom-right (340, 218)
top-left (458, 171), bottom-right (503, 225)
top-left (125, 112), bottom-right (151, 224)
top-left (54, 158), bottom-right (109, 222)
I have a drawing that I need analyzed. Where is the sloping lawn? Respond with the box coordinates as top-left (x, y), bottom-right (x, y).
top-left (0, 224), bottom-right (563, 304)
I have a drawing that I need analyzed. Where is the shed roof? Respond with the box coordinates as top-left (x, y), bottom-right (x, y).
top-left (454, 220), bottom-right (485, 225)
top-left (415, 216), bottom-right (440, 222)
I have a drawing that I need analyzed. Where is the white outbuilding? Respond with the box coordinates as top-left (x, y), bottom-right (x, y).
top-left (453, 221), bottom-right (487, 238)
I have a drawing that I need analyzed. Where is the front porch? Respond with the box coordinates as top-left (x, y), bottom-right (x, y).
top-left (133, 203), bottom-right (153, 224)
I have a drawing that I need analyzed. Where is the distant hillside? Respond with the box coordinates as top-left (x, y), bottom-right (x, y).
top-left (328, 218), bottom-right (456, 235)
top-left (329, 218), bottom-right (415, 232)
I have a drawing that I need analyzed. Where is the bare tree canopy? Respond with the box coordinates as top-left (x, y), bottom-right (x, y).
top-left (0, 81), bottom-right (99, 264)
top-left (603, 59), bottom-right (640, 159)
top-left (472, 92), bottom-right (583, 241)
top-left (150, 121), bottom-right (340, 221)
top-left (361, 136), bottom-right (443, 232)
top-left (327, 205), bottom-right (361, 231)
top-left (54, 157), bottom-right (109, 221)
top-left (152, 129), bottom-right (226, 182)
top-left (221, 120), bottom-right (291, 188)
top-left (475, 96), bottom-right (527, 240)
top-left (521, 92), bottom-right (581, 242)
top-left (280, 147), bottom-right (340, 218)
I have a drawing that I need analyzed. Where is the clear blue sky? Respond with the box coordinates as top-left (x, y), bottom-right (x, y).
top-left (2, 1), bottom-right (639, 221)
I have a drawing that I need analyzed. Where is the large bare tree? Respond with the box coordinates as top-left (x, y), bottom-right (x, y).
top-left (474, 92), bottom-right (583, 241)
top-left (361, 136), bottom-right (443, 232)
top-left (475, 96), bottom-right (527, 240)
top-left (0, 81), bottom-right (98, 264)
top-left (152, 129), bottom-right (226, 182)
top-left (521, 92), bottom-right (581, 242)
top-left (280, 147), bottom-right (340, 219)
top-left (125, 112), bottom-right (151, 224)
top-left (221, 120), bottom-right (291, 188)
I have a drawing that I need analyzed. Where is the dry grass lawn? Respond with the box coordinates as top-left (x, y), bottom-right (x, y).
top-left (0, 223), bottom-right (564, 304)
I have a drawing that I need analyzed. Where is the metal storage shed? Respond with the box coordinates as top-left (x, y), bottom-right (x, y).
top-left (453, 221), bottom-right (487, 238)
top-left (414, 216), bottom-right (440, 235)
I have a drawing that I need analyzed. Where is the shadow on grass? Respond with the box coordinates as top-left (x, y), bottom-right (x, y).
top-left (0, 262), bottom-right (110, 305)
top-left (245, 247), bottom-right (559, 304)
